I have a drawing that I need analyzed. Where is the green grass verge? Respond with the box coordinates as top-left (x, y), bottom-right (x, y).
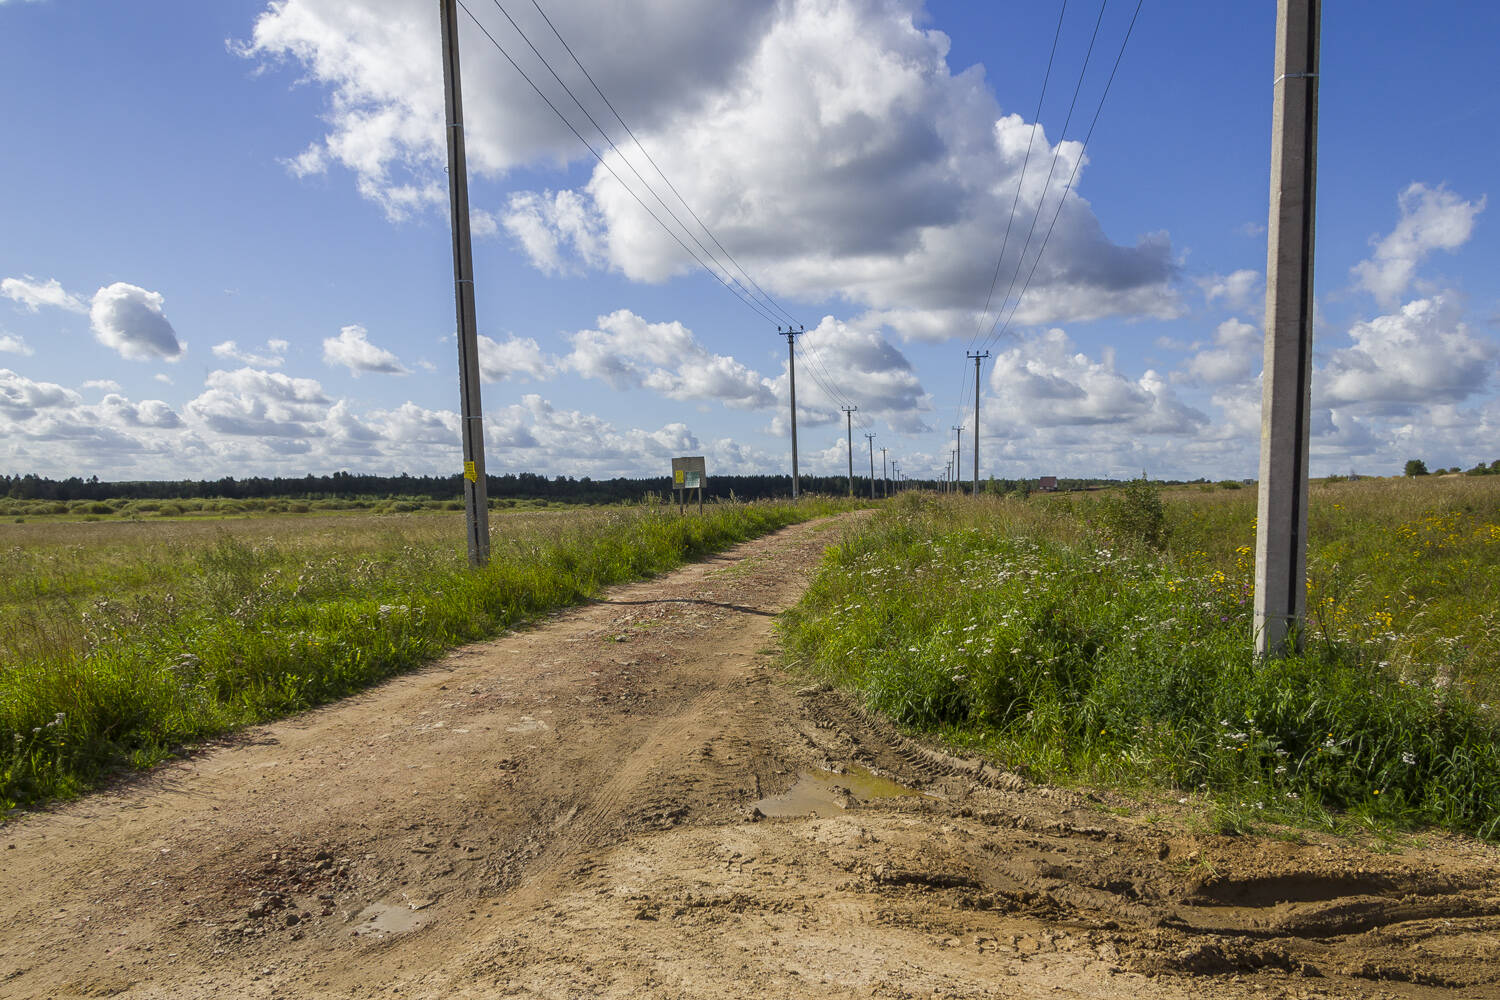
top-left (2, 499), bottom-right (846, 812)
top-left (779, 492), bottom-right (1500, 840)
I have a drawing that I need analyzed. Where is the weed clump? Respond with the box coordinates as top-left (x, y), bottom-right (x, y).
top-left (781, 493), bottom-right (1500, 840)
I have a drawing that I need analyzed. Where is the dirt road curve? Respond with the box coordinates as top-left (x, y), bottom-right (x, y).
top-left (4, 514), bottom-right (1500, 1000)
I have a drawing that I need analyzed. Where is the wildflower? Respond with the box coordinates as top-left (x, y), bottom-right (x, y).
top-left (1400, 751), bottom-right (1416, 766)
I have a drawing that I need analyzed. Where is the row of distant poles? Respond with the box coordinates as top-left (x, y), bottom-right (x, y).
top-left (438, 0), bottom-right (1321, 660)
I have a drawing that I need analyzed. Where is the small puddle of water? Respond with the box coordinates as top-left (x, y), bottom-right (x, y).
top-left (350, 900), bottom-right (432, 939)
top-left (752, 765), bottom-right (919, 818)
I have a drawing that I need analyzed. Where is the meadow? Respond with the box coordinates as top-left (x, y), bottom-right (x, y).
top-left (780, 475), bottom-right (1500, 839)
top-left (1, 498), bottom-right (842, 812)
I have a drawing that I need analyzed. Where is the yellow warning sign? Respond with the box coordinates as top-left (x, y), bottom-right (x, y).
top-left (463, 461), bottom-right (478, 482)
top-left (673, 469), bottom-right (685, 485)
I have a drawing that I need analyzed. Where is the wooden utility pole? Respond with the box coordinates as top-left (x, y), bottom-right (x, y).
top-left (968, 351), bottom-right (989, 495)
top-left (865, 433), bottom-right (876, 499)
top-left (842, 406), bottom-right (858, 497)
top-left (779, 326), bottom-right (804, 498)
top-left (1254, 0), bottom-right (1320, 656)
top-left (439, 0), bottom-right (489, 567)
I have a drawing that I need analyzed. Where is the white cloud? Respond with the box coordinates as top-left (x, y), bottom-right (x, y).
top-left (239, 0), bottom-right (773, 220)
top-left (153, 373), bottom-right (173, 385)
top-left (1177, 318), bottom-right (1260, 385)
top-left (89, 282), bottom-right (184, 360)
top-left (1351, 183), bottom-right (1485, 307)
top-left (769, 316), bottom-right (930, 434)
top-left (477, 334), bottom-right (556, 383)
top-left (246, 0), bottom-right (1177, 333)
top-left (988, 328), bottom-right (1206, 434)
top-left (563, 309), bottom-right (774, 410)
top-left (99, 394), bottom-right (183, 429)
top-left (0, 333), bottom-right (33, 356)
top-left (1319, 294), bottom-right (1494, 412)
top-left (321, 324), bottom-right (408, 375)
top-left (1, 275), bottom-right (87, 314)
top-left (0, 368), bottom-right (78, 419)
top-left (213, 338), bottom-right (288, 367)
top-left (185, 367), bottom-right (332, 437)
top-left (82, 379), bottom-right (122, 393)
top-left (1201, 269), bottom-right (1260, 310)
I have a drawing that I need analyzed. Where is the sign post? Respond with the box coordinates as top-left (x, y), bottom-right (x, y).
top-left (671, 456), bottom-right (707, 514)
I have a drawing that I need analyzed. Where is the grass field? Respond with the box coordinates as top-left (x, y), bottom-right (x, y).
top-left (1, 499), bottom-right (844, 813)
top-left (781, 476), bottom-right (1500, 839)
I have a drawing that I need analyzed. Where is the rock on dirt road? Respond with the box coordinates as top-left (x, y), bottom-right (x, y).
top-left (3, 513), bottom-right (1499, 999)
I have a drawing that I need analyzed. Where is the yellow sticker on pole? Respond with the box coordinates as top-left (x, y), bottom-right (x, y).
top-left (673, 469), bottom-right (685, 485)
top-left (463, 461), bottom-right (478, 482)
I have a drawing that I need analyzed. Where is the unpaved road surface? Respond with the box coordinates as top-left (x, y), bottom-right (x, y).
top-left (4, 515), bottom-right (1500, 999)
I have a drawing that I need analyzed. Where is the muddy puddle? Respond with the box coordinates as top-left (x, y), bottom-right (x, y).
top-left (350, 897), bottom-right (435, 940)
top-left (753, 765), bottom-right (922, 817)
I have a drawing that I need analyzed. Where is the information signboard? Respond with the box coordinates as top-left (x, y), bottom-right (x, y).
top-left (671, 456), bottom-right (707, 513)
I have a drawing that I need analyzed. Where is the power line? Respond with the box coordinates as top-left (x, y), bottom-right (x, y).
top-left (454, 0), bottom-right (781, 328)
top-left (986, 0), bottom-right (1145, 350)
top-left (969, 0), bottom-right (1070, 349)
top-left (981, 0), bottom-right (1111, 350)
top-left (486, 0), bottom-right (778, 324)
top-left (525, 0), bottom-right (803, 330)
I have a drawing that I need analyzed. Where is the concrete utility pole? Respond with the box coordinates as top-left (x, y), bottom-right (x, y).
top-left (439, 0), bottom-right (489, 567)
top-left (892, 462), bottom-right (900, 495)
top-left (880, 446), bottom-right (889, 498)
top-left (865, 433), bottom-right (876, 499)
top-left (1254, 0), bottom-right (1320, 657)
top-left (779, 326), bottom-right (804, 498)
top-left (841, 406), bottom-right (858, 497)
top-left (968, 351), bottom-right (989, 495)
top-left (952, 427), bottom-right (964, 496)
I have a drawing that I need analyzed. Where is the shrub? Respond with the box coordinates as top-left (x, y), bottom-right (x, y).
top-left (1096, 478), bottom-right (1167, 550)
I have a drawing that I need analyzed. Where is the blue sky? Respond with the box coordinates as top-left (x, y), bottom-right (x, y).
top-left (2, 0), bottom-right (1496, 484)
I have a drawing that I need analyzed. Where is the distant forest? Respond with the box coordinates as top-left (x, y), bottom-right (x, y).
top-left (0, 471), bottom-right (1115, 505)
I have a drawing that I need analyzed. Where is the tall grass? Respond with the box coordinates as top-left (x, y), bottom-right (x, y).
top-left (781, 486), bottom-right (1500, 839)
top-left (1, 500), bottom-right (842, 811)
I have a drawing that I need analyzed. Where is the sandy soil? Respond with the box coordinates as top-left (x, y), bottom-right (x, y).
top-left (3, 513), bottom-right (1499, 1000)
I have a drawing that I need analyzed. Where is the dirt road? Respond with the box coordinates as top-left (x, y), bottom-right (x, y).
top-left (3, 514), bottom-right (1499, 999)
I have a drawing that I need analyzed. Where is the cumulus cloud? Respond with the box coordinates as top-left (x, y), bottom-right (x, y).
top-left (0, 333), bottom-right (33, 356)
top-left (988, 328), bottom-right (1206, 434)
top-left (768, 316), bottom-right (931, 433)
top-left (185, 367), bottom-right (332, 436)
top-left (1319, 295), bottom-right (1493, 412)
top-left (1201, 269), bottom-right (1260, 310)
top-left (89, 282), bottom-right (184, 360)
top-left (563, 309), bottom-right (774, 409)
top-left (484, 393), bottom-right (710, 476)
top-left (238, 0), bottom-right (773, 219)
top-left (99, 394), bottom-right (183, 429)
top-left (2, 275), bottom-right (87, 314)
top-left (213, 338), bottom-right (288, 367)
top-left (477, 334), bottom-right (556, 382)
top-left (1177, 318), bottom-right (1260, 385)
top-left (321, 324), bottom-right (408, 375)
top-left (1351, 183), bottom-right (1485, 307)
top-left (82, 379), bottom-right (122, 393)
top-left (0, 368), bottom-right (78, 419)
top-left (245, 0), bottom-right (1177, 335)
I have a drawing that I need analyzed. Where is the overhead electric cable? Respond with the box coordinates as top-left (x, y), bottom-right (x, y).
top-left (981, 0), bottom-right (1110, 348)
top-left (986, 0), bottom-right (1145, 349)
top-left (454, 0), bottom-right (782, 327)
top-left (483, 0), bottom-right (777, 321)
top-left (526, 0), bottom-right (803, 329)
top-left (968, 0), bottom-right (1070, 349)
